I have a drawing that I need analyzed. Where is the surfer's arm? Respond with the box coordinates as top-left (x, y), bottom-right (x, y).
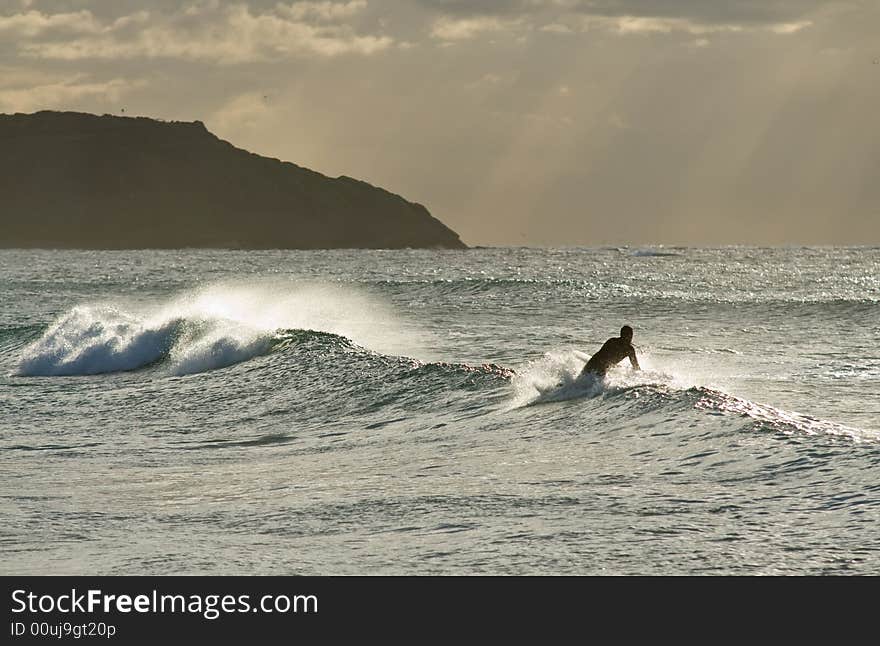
top-left (628, 347), bottom-right (640, 370)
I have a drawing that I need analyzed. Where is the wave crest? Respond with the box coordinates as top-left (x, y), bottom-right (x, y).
top-left (508, 348), bottom-right (878, 442)
top-left (13, 280), bottom-right (419, 377)
top-left (13, 304), bottom-right (274, 377)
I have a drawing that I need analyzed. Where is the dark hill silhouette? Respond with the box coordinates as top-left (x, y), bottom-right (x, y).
top-left (0, 111), bottom-right (466, 249)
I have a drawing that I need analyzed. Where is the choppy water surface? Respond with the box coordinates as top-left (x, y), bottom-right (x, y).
top-left (1, 247), bottom-right (878, 574)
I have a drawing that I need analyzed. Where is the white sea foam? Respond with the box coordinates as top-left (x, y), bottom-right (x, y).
top-left (694, 388), bottom-right (880, 443)
top-left (15, 305), bottom-right (183, 376)
top-left (15, 280), bottom-right (419, 376)
top-left (509, 346), bottom-right (693, 408)
top-left (508, 345), bottom-right (879, 442)
top-left (509, 349), bottom-right (600, 407)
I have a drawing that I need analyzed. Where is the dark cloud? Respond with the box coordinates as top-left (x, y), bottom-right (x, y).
top-left (417, 0), bottom-right (839, 26)
top-left (560, 1), bottom-right (828, 25)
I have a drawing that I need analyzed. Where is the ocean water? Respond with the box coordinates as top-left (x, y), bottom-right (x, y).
top-left (1, 247), bottom-right (879, 575)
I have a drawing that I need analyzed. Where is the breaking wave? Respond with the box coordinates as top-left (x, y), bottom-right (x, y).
top-left (509, 349), bottom-right (879, 443)
top-left (10, 280), bottom-right (425, 377)
top-left (14, 304), bottom-right (277, 376)
top-left (5, 281), bottom-right (875, 445)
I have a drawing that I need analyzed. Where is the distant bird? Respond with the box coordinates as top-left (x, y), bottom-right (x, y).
top-left (121, 108), bottom-right (126, 113)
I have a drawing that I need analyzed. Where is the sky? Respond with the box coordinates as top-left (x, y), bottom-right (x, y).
top-left (1, 0), bottom-right (878, 246)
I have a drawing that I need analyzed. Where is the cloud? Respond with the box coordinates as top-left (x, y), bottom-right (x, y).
top-left (421, 0), bottom-right (828, 38)
top-left (539, 23), bottom-right (572, 34)
top-left (769, 20), bottom-right (813, 34)
top-left (419, 0), bottom-right (828, 24)
top-left (208, 91), bottom-right (273, 132)
top-left (427, 7), bottom-right (813, 46)
top-left (580, 14), bottom-right (745, 35)
top-left (430, 15), bottom-right (521, 40)
top-left (0, 9), bottom-right (101, 37)
top-left (3, 2), bottom-right (393, 62)
top-left (276, 0), bottom-right (367, 22)
top-left (586, 14), bottom-right (815, 36)
top-left (0, 73), bottom-right (144, 112)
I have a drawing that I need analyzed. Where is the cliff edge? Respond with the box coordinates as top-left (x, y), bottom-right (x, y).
top-left (0, 111), bottom-right (466, 249)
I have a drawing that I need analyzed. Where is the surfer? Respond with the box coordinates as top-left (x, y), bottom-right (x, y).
top-left (581, 325), bottom-right (640, 377)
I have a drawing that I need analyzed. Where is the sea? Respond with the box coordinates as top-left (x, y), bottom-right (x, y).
top-left (1, 247), bottom-right (878, 575)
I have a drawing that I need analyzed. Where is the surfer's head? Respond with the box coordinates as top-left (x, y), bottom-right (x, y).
top-left (620, 325), bottom-right (633, 341)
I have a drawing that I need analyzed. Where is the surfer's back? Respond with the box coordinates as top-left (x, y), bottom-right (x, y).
top-left (583, 327), bottom-right (640, 375)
